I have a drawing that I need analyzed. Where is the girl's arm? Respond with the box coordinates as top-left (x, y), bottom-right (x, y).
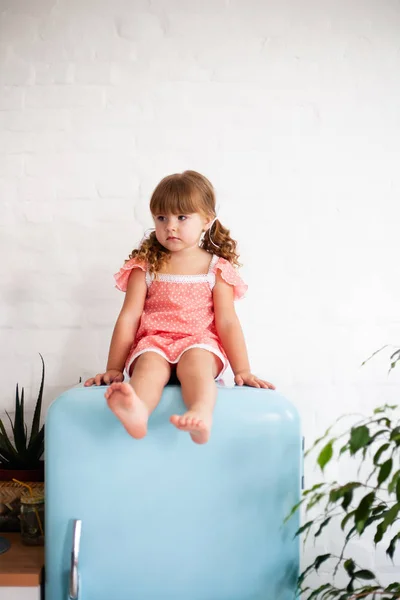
top-left (84, 269), bottom-right (147, 386)
top-left (213, 272), bottom-right (275, 389)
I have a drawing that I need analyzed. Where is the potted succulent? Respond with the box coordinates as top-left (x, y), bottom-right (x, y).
top-left (0, 355), bottom-right (45, 532)
top-left (0, 354), bottom-right (45, 481)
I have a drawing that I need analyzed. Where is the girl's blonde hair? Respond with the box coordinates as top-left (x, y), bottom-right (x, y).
top-left (129, 170), bottom-right (240, 274)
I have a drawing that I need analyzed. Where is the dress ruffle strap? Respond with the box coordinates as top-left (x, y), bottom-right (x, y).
top-left (214, 257), bottom-right (248, 300)
top-left (114, 258), bottom-right (147, 292)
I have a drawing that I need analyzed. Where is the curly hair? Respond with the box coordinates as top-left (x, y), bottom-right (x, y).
top-left (129, 170), bottom-right (240, 275)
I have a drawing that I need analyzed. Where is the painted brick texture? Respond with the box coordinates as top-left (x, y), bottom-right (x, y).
top-left (1, 0), bottom-right (399, 583)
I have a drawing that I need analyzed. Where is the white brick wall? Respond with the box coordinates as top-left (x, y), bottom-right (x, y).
top-left (1, 0), bottom-right (400, 586)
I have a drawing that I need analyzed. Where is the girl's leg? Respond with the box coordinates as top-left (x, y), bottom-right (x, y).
top-left (171, 348), bottom-right (220, 445)
top-left (105, 352), bottom-right (171, 439)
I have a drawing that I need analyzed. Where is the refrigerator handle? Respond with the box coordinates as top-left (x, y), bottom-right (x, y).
top-left (69, 519), bottom-right (82, 600)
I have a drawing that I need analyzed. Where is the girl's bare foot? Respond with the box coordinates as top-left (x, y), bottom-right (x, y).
top-left (105, 382), bottom-right (148, 439)
top-left (170, 411), bottom-right (211, 445)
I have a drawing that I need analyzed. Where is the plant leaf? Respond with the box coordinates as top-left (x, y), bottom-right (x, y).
top-left (389, 348), bottom-right (400, 372)
top-left (375, 504), bottom-right (400, 544)
top-left (25, 426), bottom-right (44, 465)
top-left (304, 424), bottom-right (334, 457)
top-left (13, 384), bottom-right (27, 454)
top-left (284, 498), bottom-right (305, 523)
top-left (375, 522), bottom-right (384, 544)
top-left (339, 443), bottom-right (349, 455)
top-left (305, 583), bottom-right (331, 599)
top-left (349, 425), bottom-right (370, 455)
top-left (354, 491), bottom-right (375, 532)
top-left (383, 503), bottom-right (400, 528)
top-left (373, 442), bottom-right (390, 465)
top-left (341, 510), bottom-right (355, 531)
top-left (369, 429), bottom-right (391, 446)
top-left (29, 353), bottom-right (45, 445)
top-left (342, 490), bottom-right (353, 511)
top-left (345, 524), bottom-right (357, 543)
top-left (0, 449), bottom-right (12, 463)
top-left (361, 345), bottom-right (388, 367)
top-left (306, 492), bottom-right (325, 511)
top-left (0, 419), bottom-right (17, 458)
top-left (315, 518), bottom-right (331, 537)
top-left (358, 513), bottom-right (390, 537)
top-left (4, 410), bottom-right (14, 435)
top-left (295, 520), bottom-right (314, 537)
top-left (329, 482), bottom-right (362, 503)
top-left (344, 558), bottom-right (355, 576)
top-left (386, 532), bottom-right (400, 560)
top-left (388, 469), bottom-right (400, 494)
top-left (390, 426), bottom-right (400, 446)
top-left (353, 569), bottom-right (376, 580)
top-left (314, 554), bottom-right (331, 571)
top-left (372, 503), bottom-right (388, 516)
top-left (303, 482), bottom-right (326, 496)
top-left (346, 577), bottom-right (354, 593)
top-left (373, 403), bottom-right (397, 414)
top-left (377, 458), bottom-right (393, 486)
top-left (317, 441), bottom-right (334, 471)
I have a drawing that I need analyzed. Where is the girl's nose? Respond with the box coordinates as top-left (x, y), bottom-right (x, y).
top-left (166, 219), bottom-right (177, 231)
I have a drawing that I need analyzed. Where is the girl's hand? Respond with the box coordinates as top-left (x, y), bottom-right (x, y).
top-left (84, 370), bottom-right (124, 387)
top-left (234, 371), bottom-right (276, 390)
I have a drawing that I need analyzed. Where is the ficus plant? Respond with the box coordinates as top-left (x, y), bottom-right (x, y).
top-left (287, 346), bottom-right (400, 599)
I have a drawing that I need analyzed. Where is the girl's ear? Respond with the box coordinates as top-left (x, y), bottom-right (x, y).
top-left (204, 216), bottom-right (216, 232)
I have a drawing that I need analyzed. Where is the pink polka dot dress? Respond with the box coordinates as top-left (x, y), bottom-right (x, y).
top-left (114, 254), bottom-right (247, 379)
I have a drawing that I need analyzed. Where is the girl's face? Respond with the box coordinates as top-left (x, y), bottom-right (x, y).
top-left (153, 211), bottom-right (211, 252)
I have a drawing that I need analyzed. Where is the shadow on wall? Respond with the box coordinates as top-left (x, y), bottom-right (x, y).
top-left (53, 266), bottom-right (120, 395)
top-left (3, 266), bottom-right (119, 413)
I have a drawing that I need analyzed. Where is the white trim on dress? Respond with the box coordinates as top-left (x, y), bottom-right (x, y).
top-left (125, 342), bottom-right (227, 381)
top-left (145, 254), bottom-right (219, 289)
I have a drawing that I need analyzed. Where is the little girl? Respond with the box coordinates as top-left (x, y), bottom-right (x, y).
top-left (85, 170), bottom-right (275, 444)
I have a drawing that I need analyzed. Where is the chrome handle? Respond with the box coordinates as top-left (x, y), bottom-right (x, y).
top-left (69, 519), bottom-right (82, 600)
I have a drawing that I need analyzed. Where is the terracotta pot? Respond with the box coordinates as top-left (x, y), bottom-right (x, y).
top-left (0, 462), bottom-right (44, 483)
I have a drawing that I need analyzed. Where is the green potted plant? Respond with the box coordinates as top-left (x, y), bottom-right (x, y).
top-left (0, 354), bottom-right (45, 482)
top-left (288, 346), bottom-right (400, 599)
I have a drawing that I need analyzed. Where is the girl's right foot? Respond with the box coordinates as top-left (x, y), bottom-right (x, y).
top-left (105, 382), bottom-right (148, 439)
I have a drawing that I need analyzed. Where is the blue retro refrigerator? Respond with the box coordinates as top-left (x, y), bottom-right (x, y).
top-left (45, 384), bottom-right (301, 599)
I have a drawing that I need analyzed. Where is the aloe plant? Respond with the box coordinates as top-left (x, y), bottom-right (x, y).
top-left (0, 354), bottom-right (45, 470)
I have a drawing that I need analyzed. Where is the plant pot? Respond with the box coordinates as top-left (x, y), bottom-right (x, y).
top-left (0, 461), bottom-right (44, 483)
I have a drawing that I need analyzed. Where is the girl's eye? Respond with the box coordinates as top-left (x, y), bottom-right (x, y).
top-left (156, 216), bottom-right (166, 222)
top-left (178, 215), bottom-right (187, 221)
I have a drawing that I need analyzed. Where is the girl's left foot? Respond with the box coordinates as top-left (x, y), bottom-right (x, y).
top-left (170, 412), bottom-right (211, 445)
